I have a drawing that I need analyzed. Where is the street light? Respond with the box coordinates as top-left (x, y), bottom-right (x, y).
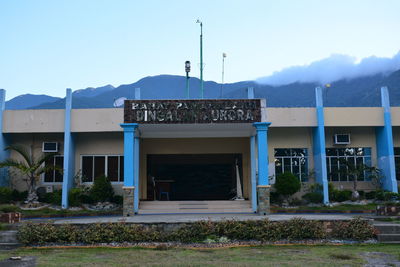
top-left (196, 19), bottom-right (204, 99)
top-left (185, 61), bottom-right (191, 99)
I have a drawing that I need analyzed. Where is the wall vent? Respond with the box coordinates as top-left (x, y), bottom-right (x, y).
top-left (42, 142), bottom-right (58, 152)
top-left (333, 134), bottom-right (350, 145)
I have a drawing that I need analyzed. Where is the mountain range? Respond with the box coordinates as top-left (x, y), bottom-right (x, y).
top-left (4, 69), bottom-right (400, 110)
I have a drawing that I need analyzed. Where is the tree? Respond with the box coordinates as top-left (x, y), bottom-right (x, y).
top-left (0, 144), bottom-right (59, 203)
top-left (339, 159), bottom-right (382, 200)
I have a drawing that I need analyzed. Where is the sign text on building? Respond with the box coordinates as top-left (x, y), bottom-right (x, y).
top-left (124, 99), bottom-right (263, 124)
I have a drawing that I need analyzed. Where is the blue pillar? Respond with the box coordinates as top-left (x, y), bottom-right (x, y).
top-left (376, 87), bottom-right (398, 192)
top-left (250, 135), bottom-right (257, 212)
top-left (134, 135), bottom-right (140, 212)
top-left (121, 123), bottom-right (138, 215)
top-left (253, 122), bottom-right (271, 185)
top-left (62, 88), bottom-right (75, 208)
top-left (0, 89), bottom-right (9, 186)
top-left (312, 87), bottom-right (329, 204)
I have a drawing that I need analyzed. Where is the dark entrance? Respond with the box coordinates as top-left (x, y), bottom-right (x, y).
top-left (146, 154), bottom-right (243, 201)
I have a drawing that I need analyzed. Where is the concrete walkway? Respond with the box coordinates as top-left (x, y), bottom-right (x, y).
top-left (51, 213), bottom-right (360, 224)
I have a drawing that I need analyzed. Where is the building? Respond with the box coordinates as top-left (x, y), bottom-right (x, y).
top-left (0, 87), bottom-right (399, 215)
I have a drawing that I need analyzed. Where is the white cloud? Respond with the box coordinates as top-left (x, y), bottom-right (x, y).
top-left (257, 51), bottom-right (400, 86)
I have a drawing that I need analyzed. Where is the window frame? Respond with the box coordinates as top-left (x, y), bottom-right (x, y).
top-left (325, 147), bottom-right (372, 182)
top-left (274, 148), bottom-right (309, 182)
top-left (42, 155), bottom-right (64, 185)
top-left (80, 154), bottom-right (124, 184)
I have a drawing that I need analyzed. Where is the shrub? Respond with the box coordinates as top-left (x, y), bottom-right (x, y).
top-left (0, 204), bottom-right (19, 213)
top-left (0, 187), bottom-right (12, 204)
top-left (331, 190), bottom-right (352, 202)
top-left (68, 188), bottom-right (84, 207)
top-left (303, 192), bottom-right (323, 203)
top-left (365, 191), bottom-right (377, 200)
top-left (375, 190), bottom-right (399, 201)
top-left (330, 217), bottom-right (375, 240)
top-left (50, 190), bottom-right (62, 206)
top-left (11, 189), bottom-right (28, 202)
top-left (89, 175), bottom-right (114, 202)
top-left (274, 172), bottom-right (301, 199)
top-left (18, 218), bottom-right (336, 245)
top-left (111, 195), bottom-right (123, 205)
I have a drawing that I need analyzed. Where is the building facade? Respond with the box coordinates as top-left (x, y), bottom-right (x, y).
top-left (0, 87), bottom-right (399, 215)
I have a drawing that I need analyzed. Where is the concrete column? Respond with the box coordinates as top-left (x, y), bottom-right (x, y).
top-left (62, 88), bottom-right (75, 208)
top-left (0, 89), bottom-right (9, 187)
top-left (376, 87), bottom-right (398, 192)
top-left (253, 122), bottom-right (271, 215)
top-left (250, 135), bottom-right (257, 213)
top-left (120, 123), bottom-right (138, 216)
top-left (312, 87), bottom-right (329, 204)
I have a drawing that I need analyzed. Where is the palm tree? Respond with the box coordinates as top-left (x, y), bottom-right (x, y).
top-left (0, 144), bottom-right (60, 203)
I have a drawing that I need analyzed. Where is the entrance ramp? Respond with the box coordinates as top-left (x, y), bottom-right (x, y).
top-left (139, 200), bottom-right (253, 214)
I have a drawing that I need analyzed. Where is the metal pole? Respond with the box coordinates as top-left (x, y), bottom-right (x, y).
top-left (186, 72), bottom-right (190, 99)
top-left (200, 22), bottom-right (204, 99)
top-left (220, 53), bottom-right (225, 98)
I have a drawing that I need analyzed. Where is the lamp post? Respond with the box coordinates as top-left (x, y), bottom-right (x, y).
top-left (185, 60), bottom-right (191, 99)
top-left (220, 52), bottom-right (226, 98)
top-left (196, 19), bottom-right (204, 99)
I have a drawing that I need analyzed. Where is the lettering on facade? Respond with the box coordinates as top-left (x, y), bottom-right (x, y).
top-left (124, 99), bottom-right (262, 124)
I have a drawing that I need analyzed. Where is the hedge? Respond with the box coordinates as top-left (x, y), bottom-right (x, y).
top-left (17, 218), bottom-right (375, 245)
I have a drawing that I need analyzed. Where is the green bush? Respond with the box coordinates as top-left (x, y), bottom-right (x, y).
top-left (68, 188), bottom-right (84, 207)
top-left (111, 195), bottom-right (123, 205)
top-left (0, 187), bottom-right (12, 204)
top-left (50, 190), bottom-right (62, 206)
top-left (375, 190), bottom-right (399, 201)
top-left (330, 217), bottom-right (375, 240)
top-left (331, 190), bottom-right (352, 202)
top-left (89, 175), bottom-right (114, 202)
top-left (80, 194), bottom-right (94, 204)
top-left (274, 172), bottom-right (301, 199)
top-left (303, 192), bottom-right (323, 203)
top-left (365, 191), bottom-right (377, 200)
top-left (0, 204), bottom-right (19, 213)
top-left (11, 189), bottom-right (28, 202)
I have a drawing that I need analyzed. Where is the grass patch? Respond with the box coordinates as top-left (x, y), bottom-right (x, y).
top-left (0, 245), bottom-right (399, 267)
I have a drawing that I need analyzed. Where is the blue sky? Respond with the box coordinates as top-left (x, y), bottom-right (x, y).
top-left (1, 0), bottom-right (399, 100)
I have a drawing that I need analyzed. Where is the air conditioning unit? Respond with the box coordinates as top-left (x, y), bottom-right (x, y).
top-left (42, 142), bottom-right (59, 152)
top-left (333, 134), bottom-right (350, 145)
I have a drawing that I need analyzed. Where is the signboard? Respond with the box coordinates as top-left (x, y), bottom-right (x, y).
top-left (124, 99), bottom-right (263, 124)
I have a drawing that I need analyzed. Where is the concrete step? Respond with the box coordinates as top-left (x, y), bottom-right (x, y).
top-left (0, 231), bottom-right (18, 243)
top-left (374, 224), bottom-right (400, 235)
top-left (377, 234), bottom-right (400, 242)
top-left (138, 208), bottom-right (254, 214)
top-left (140, 200), bottom-right (251, 206)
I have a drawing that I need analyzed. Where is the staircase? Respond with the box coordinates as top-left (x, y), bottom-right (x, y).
top-left (0, 230), bottom-right (20, 250)
top-left (139, 200), bottom-right (253, 214)
top-left (375, 223), bottom-right (400, 243)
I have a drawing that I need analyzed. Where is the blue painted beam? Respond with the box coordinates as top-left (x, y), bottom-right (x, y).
top-left (247, 87), bottom-right (254, 99)
top-left (62, 88), bottom-right (75, 208)
top-left (312, 87), bottom-right (329, 204)
top-left (250, 135), bottom-right (257, 212)
top-left (376, 87), bottom-right (398, 192)
top-left (253, 122), bottom-right (271, 186)
top-left (0, 89), bottom-right (9, 187)
top-left (120, 123), bottom-right (138, 188)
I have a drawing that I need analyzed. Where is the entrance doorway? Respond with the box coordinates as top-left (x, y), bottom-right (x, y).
top-left (146, 154), bottom-right (243, 201)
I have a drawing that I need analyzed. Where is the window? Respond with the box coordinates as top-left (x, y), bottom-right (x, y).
top-left (395, 148), bottom-right (400, 181)
top-left (326, 147), bottom-right (371, 182)
top-left (274, 148), bottom-right (308, 182)
top-left (44, 155), bottom-right (64, 183)
top-left (81, 155), bottom-right (124, 183)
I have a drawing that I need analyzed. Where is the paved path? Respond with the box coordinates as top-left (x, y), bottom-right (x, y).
top-left (51, 213), bottom-right (359, 224)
